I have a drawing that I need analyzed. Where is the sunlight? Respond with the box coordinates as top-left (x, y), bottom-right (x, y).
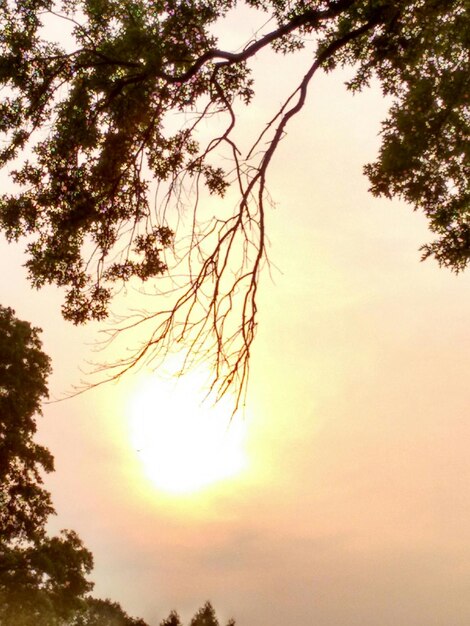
top-left (128, 372), bottom-right (247, 494)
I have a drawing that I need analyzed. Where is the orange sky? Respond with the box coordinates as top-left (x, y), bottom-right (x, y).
top-left (1, 7), bottom-right (470, 625)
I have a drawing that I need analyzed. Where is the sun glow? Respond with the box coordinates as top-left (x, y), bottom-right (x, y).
top-left (128, 373), bottom-right (247, 494)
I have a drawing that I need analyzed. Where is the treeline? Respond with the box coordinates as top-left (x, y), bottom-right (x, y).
top-left (0, 305), bottom-right (233, 626)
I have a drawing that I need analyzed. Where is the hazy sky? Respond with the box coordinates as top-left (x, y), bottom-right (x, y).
top-left (2, 7), bottom-right (470, 626)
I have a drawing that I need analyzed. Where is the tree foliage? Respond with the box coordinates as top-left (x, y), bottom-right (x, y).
top-left (189, 601), bottom-right (235, 626)
top-left (0, 530), bottom-right (95, 626)
top-left (0, 0), bottom-right (468, 406)
top-left (160, 602), bottom-right (235, 626)
top-left (0, 305), bottom-right (95, 625)
top-left (69, 597), bottom-right (149, 625)
top-left (0, 305), bottom-right (54, 542)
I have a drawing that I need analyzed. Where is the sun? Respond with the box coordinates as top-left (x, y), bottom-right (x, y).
top-left (128, 372), bottom-right (247, 494)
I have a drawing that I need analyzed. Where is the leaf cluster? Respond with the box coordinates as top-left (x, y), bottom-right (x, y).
top-left (337, 0), bottom-right (469, 270)
top-left (0, 0), bottom-right (249, 322)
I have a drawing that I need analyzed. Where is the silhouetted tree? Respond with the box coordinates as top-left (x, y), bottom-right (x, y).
top-left (0, 1), bottom-right (468, 406)
top-left (190, 601), bottom-right (235, 626)
top-left (160, 611), bottom-right (183, 626)
top-left (190, 602), bottom-right (220, 626)
top-left (0, 305), bottom-right (54, 542)
top-left (69, 597), bottom-right (149, 625)
top-left (160, 603), bottom-right (235, 626)
top-left (0, 306), bottom-right (94, 624)
top-left (0, 530), bottom-right (95, 626)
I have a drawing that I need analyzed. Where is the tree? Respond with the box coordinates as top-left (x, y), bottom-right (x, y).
top-left (189, 601), bottom-right (235, 626)
top-left (190, 602), bottom-right (220, 626)
top-left (69, 597), bottom-right (149, 625)
top-left (0, 305), bottom-right (54, 543)
top-left (160, 603), bottom-right (235, 626)
top-left (0, 530), bottom-right (95, 626)
top-left (160, 611), bottom-right (184, 626)
top-left (0, 305), bottom-right (96, 625)
top-left (0, 0), bottom-right (468, 407)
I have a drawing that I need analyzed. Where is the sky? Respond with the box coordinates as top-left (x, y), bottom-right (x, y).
top-left (2, 5), bottom-right (470, 626)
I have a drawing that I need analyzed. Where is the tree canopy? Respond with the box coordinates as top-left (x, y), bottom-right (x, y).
top-left (69, 597), bottom-right (150, 625)
top-left (0, 305), bottom-right (94, 624)
top-left (160, 602), bottom-right (235, 626)
top-left (0, 0), bottom-right (468, 405)
top-left (0, 305), bottom-right (54, 543)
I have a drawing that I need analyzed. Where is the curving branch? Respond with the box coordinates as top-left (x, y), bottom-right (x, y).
top-left (2, 0), bottom-right (466, 410)
top-left (82, 14), bottom-right (383, 412)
